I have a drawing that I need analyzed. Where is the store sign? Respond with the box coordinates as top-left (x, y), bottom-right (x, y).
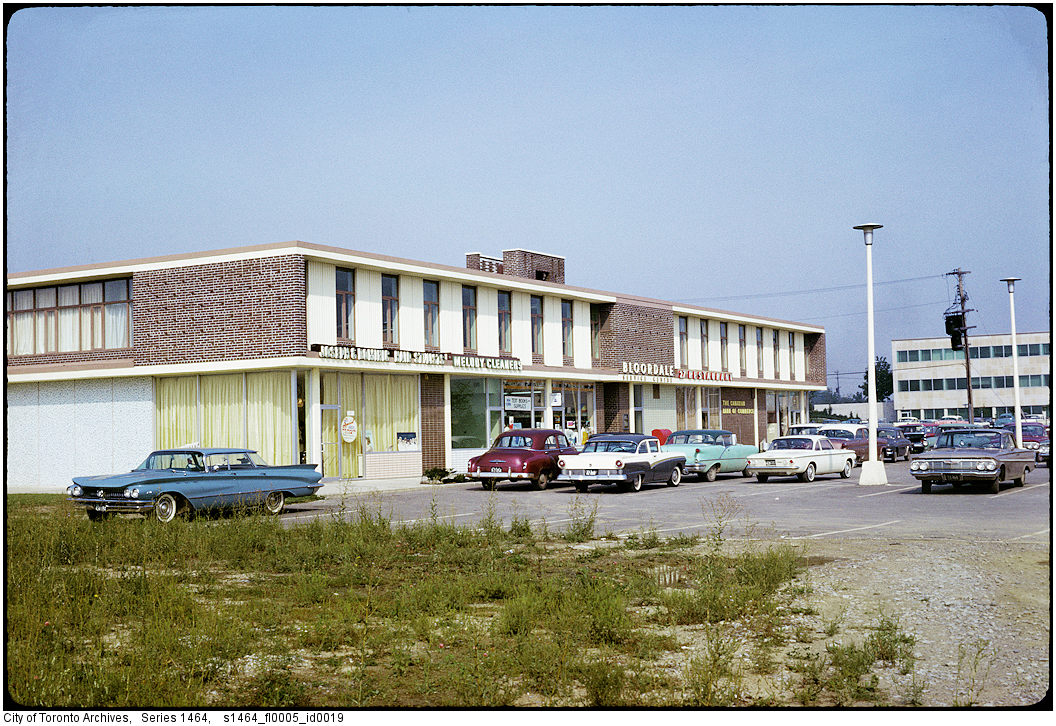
top-left (721, 398), bottom-right (755, 416)
top-left (316, 344), bottom-right (521, 372)
top-left (620, 361), bottom-right (733, 382)
top-left (504, 395), bottom-right (533, 411)
top-left (340, 412), bottom-right (358, 443)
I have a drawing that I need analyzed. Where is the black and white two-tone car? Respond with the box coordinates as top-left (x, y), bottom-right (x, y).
top-left (557, 433), bottom-right (686, 493)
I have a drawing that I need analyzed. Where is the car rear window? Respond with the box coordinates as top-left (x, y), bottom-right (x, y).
top-left (495, 435), bottom-right (534, 449)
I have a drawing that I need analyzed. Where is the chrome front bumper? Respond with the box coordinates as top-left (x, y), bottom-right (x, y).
top-left (471, 471), bottom-right (532, 479)
top-left (67, 497), bottom-right (155, 514)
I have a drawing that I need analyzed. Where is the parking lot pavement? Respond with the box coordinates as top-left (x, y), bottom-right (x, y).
top-left (288, 462), bottom-right (1051, 543)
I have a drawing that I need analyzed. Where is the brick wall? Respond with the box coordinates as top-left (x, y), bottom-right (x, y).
top-left (501, 250), bottom-right (565, 284)
top-left (720, 386), bottom-right (757, 444)
top-left (601, 382), bottom-right (628, 432)
top-left (595, 301), bottom-right (674, 370)
top-left (804, 332), bottom-right (826, 385)
top-left (420, 373), bottom-right (446, 471)
top-left (133, 255), bottom-right (307, 365)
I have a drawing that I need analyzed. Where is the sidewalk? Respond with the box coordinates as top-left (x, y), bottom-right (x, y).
top-left (315, 476), bottom-right (445, 498)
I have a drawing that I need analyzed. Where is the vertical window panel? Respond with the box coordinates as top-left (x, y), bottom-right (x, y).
top-left (462, 286), bottom-right (477, 351)
top-left (423, 280), bottom-right (439, 349)
top-left (382, 274), bottom-right (399, 346)
top-left (497, 290), bottom-right (511, 354)
top-left (530, 295), bottom-right (543, 354)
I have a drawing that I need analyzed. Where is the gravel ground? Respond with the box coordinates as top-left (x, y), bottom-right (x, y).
top-left (795, 537), bottom-right (1051, 707)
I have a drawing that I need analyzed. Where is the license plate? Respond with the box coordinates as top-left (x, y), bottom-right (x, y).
top-left (585, 469), bottom-right (597, 476)
top-left (766, 460), bottom-right (776, 466)
top-left (943, 474), bottom-right (960, 481)
top-left (491, 467), bottom-right (504, 473)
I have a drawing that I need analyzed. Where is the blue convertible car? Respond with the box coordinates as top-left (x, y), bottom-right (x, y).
top-left (67, 448), bottom-right (323, 522)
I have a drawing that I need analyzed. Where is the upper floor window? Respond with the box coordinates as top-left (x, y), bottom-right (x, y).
top-left (719, 322), bottom-right (728, 372)
top-left (530, 295), bottom-right (543, 354)
top-left (678, 316), bottom-right (688, 367)
top-left (756, 327), bottom-right (764, 376)
top-left (7, 279), bottom-right (131, 356)
top-left (700, 319), bottom-right (709, 370)
top-left (738, 324), bottom-right (747, 376)
top-left (462, 286), bottom-right (477, 351)
top-left (773, 329), bottom-right (780, 376)
top-left (336, 267), bottom-right (355, 341)
top-left (381, 274), bottom-right (399, 346)
top-left (789, 332), bottom-right (796, 377)
top-left (561, 300), bottom-right (574, 358)
top-left (423, 280), bottom-right (439, 349)
top-left (497, 290), bottom-right (511, 354)
top-left (590, 304), bottom-right (603, 360)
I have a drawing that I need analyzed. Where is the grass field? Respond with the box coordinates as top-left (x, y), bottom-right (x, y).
top-left (6, 492), bottom-right (917, 707)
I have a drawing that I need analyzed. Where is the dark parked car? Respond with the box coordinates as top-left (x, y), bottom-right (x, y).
top-left (909, 428), bottom-right (1035, 494)
top-left (557, 433), bottom-right (686, 493)
top-left (67, 448), bottom-right (323, 522)
top-left (467, 429), bottom-right (579, 490)
top-left (841, 426), bottom-right (912, 462)
top-left (1002, 423), bottom-right (1050, 463)
top-left (895, 422), bottom-right (934, 453)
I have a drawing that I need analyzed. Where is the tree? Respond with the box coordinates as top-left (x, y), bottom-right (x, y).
top-left (859, 356), bottom-right (893, 402)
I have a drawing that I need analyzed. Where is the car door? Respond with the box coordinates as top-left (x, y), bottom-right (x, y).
top-left (817, 438), bottom-right (839, 473)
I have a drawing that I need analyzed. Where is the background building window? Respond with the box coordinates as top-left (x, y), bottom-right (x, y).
top-left (336, 268), bottom-right (355, 341)
top-left (530, 295), bottom-right (543, 353)
top-left (381, 274), bottom-right (399, 346)
top-left (788, 331), bottom-right (795, 378)
top-left (561, 299), bottom-right (574, 358)
top-left (423, 280), bottom-right (439, 349)
top-left (719, 322), bottom-right (729, 372)
top-left (590, 304), bottom-right (603, 360)
top-left (773, 329), bottom-right (780, 377)
top-left (497, 290), bottom-right (511, 353)
top-left (462, 286), bottom-right (477, 351)
top-left (678, 316), bottom-right (688, 367)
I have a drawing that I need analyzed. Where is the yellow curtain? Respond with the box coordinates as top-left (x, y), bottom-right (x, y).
top-left (155, 376), bottom-right (197, 449)
top-left (340, 373), bottom-right (362, 477)
top-left (364, 374), bottom-right (419, 452)
top-left (201, 374), bottom-right (245, 448)
top-left (391, 375), bottom-right (418, 449)
top-left (247, 371), bottom-right (292, 465)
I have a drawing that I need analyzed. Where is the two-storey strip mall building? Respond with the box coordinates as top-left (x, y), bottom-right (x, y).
top-left (6, 242), bottom-right (826, 489)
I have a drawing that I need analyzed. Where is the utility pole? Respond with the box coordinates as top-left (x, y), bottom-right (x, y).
top-left (945, 268), bottom-right (975, 423)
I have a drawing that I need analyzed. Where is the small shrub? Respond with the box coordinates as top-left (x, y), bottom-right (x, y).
top-left (577, 659), bottom-right (626, 706)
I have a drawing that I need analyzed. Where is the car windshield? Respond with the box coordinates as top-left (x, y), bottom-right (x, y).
top-left (204, 451), bottom-right (268, 470)
top-left (819, 429), bottom-right (852, 439)
top-left (878, 428), bottom-right (899, 438)
top-left (790, 426), bottom-right (819, 435)
top-left (667, 432), bottom-right (718, 445)
top-left (1020, 425), bottom-right (1046, 436)
top-left (494, 435), bottom-right (536, 449)
top-left (768, 438), bottom-right (814, 450)
top-left (137, 452), bottom-right (205, 471)
top-left (582, 440), bottom-right (638, 453)
top-left (936, 432), bottom-right (1004, 450)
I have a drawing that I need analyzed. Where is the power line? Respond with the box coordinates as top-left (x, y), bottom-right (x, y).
top-left (800, 300), bottom-right (947, 321)
top-left (677, 274), bottom-right (944, 304)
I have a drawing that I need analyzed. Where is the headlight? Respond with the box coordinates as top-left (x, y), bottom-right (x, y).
top-left (976, 462), bottom-right (986, 471)
top-left (918, 462), bottom-right (929, 471)
top-left (67, 485), bottom-right (82, 496)
top-left (126, 488), bottom-right (140, 499)
top-left (986, 461), bottom-right (997, 471)
top-left (1027, 442), bottom-right (1039, 450)
top-left (910, 462), bottom-right (919, 471)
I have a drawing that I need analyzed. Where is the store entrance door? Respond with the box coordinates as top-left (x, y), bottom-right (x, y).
top-left (321, 406), bottom-right (341, 478)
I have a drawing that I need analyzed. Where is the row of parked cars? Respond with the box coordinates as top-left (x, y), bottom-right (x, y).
top-left (67, 418), bottom-right (1049, 522)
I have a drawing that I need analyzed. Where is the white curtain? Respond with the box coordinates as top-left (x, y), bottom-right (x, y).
top-left (57, 285), bottom-right (80, 352)
top-left (247, 372), bottom-right (292, 465)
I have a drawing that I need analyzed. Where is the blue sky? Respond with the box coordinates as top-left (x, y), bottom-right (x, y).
top-left (5, 5), bottom-right (1050, 383)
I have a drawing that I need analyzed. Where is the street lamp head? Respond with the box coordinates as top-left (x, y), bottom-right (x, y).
top-left (1000, 276), bottom-right (1021, 292)
top-left (853, 223), bottom-right (884, 231)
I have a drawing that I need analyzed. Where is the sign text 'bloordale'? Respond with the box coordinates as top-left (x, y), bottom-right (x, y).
top-left (620, 361), bottom-right (733, 381)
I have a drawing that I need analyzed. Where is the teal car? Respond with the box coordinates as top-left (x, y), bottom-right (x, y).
top-left (661, 429), bottom-right (758, 481)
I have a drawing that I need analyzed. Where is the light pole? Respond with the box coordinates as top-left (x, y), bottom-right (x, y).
top-left (855, 223), bottom-right (888, 485)
top-left (1000, 277), bottom-right (1023, 447)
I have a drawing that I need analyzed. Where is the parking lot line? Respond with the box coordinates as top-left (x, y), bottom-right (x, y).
top-left (1006, 528), bottom-right (1050, 541)
top-left (734, 484), bottom-right (815, 498)
top-left (858, 485), bottom-right (919, 498)
top-left (790, 519), bottom-right (901, 539)
top-left (990, 482), bottom-right (1050, 499)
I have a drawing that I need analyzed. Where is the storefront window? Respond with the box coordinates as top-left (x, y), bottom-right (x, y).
top-left (156, 372), bottom-right (295, 467)
top-left (701, 387), bottom-right (721, 429)
top-left (633, 384), bottom-right (644, 433)
top-left (555, 382), bottom-right (596, 445)
top-left (451, 377), bottom-right (487, 449)
top-left (363, 374), bottom-right (418, 452)
top-left (675, 386), bottom-right (697, 430)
